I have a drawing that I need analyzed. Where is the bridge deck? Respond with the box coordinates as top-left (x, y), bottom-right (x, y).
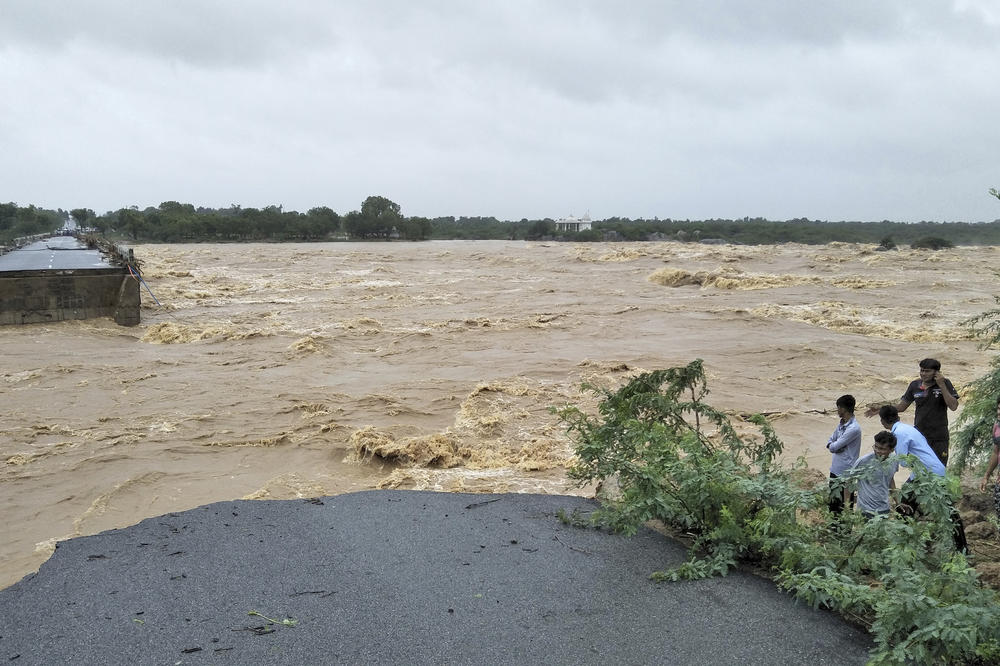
top-left (0, 235), bottom-right (141, 326)
top-left (0, 236), bottom-right (113, 272)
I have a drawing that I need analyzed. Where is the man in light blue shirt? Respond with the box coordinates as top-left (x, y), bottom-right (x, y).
top-left (878, 405), bottom-right (966, 552)
top-left (827, 394), bottom-right (862, 514)
top-left (877, 405), bottom-right (945, 478)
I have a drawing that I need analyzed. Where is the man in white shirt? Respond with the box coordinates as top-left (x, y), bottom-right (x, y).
top-left (827, 394), bottom-right (862, 514)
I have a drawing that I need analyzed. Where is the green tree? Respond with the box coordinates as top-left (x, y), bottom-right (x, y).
top-left (158, 201), bottom-right (196, 216)
top-left (344, 195), bottom-right (403, 239)
top-left (399, 215), bottom-right (431, 240)
top-left (0, 204), bottom-right (63, 241)
top-left (91, 211), bottom-right (113, 235)
top-left (526, 219), bottom-right (553, 240)
top-left (910, 236), bottom-right (954, 250)
top-left (361, 195), bottom-right (401, 221)
top-left (0, 202), bottom-right (19, 235)
top-left (116, 207), bottom-right (144, 240)
top-left (70, 208), bottom-right (96, 227)
top-left (361, 195), bottom-right (402, 238)
top-left (306, 206), bottom-right (340, 239)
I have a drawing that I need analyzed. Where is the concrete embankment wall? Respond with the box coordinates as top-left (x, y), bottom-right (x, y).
top-left (0, 269), bottom-right (140, 326)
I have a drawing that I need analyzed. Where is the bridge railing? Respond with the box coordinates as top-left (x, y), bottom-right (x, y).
top-left (79, 234), bottom-right (140, 272)
top-left (111, 243), bottom-right (136, 269)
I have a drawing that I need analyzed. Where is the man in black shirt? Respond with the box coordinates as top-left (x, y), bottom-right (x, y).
top-left (865, 358), bottom-right (959, 464)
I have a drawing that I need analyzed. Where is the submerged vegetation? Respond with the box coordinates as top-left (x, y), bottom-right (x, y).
top-left (557, 361), bottom-right (1000, 665)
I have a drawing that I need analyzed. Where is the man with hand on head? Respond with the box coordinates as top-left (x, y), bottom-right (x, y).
top-left (865, 358), bottom-right (959, 465)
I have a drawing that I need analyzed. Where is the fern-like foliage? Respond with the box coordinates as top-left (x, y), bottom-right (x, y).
top-left (952, 300), bottom-right (1000, 471)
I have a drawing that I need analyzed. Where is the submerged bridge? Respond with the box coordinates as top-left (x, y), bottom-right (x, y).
top-left (0, 232), bottom-right (141, 326)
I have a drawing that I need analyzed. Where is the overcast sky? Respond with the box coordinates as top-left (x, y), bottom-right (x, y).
top-left (2, 1), bottom-right (998, 222)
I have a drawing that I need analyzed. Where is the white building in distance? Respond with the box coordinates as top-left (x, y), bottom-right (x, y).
top-left (554, 213), bottom-right (592, 232)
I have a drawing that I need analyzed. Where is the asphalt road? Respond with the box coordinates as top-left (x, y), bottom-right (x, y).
top-left (0, 236), bottom-right (110, 271)
top-left (0, 491), bottom-right (872, 665)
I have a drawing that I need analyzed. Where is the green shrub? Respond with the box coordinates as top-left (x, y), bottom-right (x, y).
top-left (558, 361), bottom-right (1000, 665)
top-left (910, 236), bottom-right (954, 250)
top-left (952, 299), bottom-right (1000, 471)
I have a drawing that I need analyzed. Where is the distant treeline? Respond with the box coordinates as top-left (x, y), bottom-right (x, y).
top-left (0, 202), bottom-right (66, 244)
top-left (5, 195), bottom-right (1000, 246)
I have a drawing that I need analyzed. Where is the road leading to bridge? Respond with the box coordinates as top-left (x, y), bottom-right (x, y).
top-left (0, 236), bottom-right (112, 272)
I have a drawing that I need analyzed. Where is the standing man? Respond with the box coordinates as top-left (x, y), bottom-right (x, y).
top-left (865, 358), bottom-right (959, 464)
top-left (878, 405), bottom-right (966, 553)
top-left (827, 394), bottom-right (862, 514)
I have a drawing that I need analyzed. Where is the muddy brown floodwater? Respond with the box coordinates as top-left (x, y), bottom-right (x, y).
top-left (2, 240), bottom-right (998, 589)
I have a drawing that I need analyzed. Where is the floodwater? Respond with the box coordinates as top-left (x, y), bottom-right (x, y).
top-left (2, 240), bottom-right (997, 588)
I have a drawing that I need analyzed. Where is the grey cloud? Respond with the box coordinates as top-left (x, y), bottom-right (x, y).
top-left (0, 0), bottom-right (336, 67)
top-left (331, 1), bottom-right (999, 111)
top-left (576, 1), bottom-right (997, 47)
